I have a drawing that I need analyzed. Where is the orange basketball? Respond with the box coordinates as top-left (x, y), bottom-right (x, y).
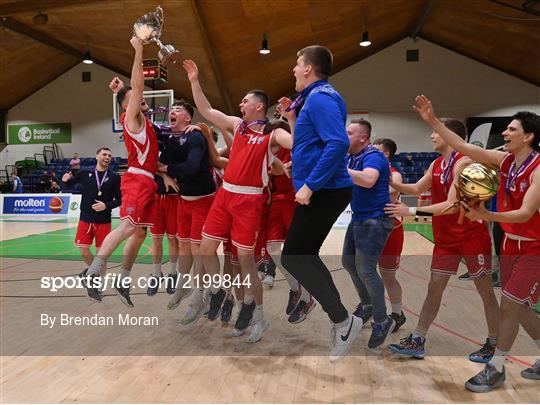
top-left (48, 196), bottom-right (63, 213)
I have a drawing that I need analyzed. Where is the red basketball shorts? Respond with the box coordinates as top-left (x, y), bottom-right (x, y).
top-left (500, 235), bottom-right (540, 307)
top-left (430, 231), bottom-right (492, 278)
top-left (150, 194), bottom-right (178, 238)
top-left (202, 188), bottom-right (266, 250)
top-left (75, 220), bottom-right (111, 248)
top-left (378, 223), bottom-right (404, 272)
top-left (119, 172), bottom-right (157, 227)
top-left (176, 195), bottom-right (215, 243)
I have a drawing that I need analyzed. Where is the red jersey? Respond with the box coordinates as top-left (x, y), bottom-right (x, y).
top-left (497, 152), bottom-right (540, 240)
top-left (390, 166), bottom-right (403, 226)
top-left (431, 153), bottom-right (486, 245)
top-left (121, 112), bottom-right (159, 176)
top-left (222, 124), bottom-right (273, 191)
top-left (271, 147), bottom-right (295, 201)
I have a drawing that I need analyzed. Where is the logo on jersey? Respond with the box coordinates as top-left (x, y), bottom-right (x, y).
top-left (247, 135), bottom-right (264, 145)
top-left (520, 180), bottom-right (527, 193)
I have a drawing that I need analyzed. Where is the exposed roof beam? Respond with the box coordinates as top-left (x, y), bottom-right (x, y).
top-left (0, 0), bottom-right (106, 15)
top-left (0, 17), bottom-right (130, 77)
top-left (190, 0), bottom-right (236, 115)
top-left (410, 0), bottom-right (438, 39)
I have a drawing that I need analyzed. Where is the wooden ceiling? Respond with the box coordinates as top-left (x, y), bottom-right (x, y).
top-left (0, 0), bottom-right (539, 113)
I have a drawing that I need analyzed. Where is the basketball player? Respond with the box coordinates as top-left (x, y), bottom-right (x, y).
top-left (182, 59), bottom-right (292, 343)
top-left (82, 37), bottom-right (160, 306)
top-left (372, 138), bottom-right (407, 331)
top-left (147, 154), bottom-right (179, 297)
top-left (62, 147), bottom-right (121, 266)
top-left (412, 95), bottom-right (540, 392)
top-left (384, 117), bottom-right (500, 364)
top-left (109, 78), bottom-right (183, 300)
top-left (152, 101), bottom-right (217, 324)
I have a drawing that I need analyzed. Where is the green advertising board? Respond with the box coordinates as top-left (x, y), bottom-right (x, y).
top-left (7, 123), bottom-right (71, 145)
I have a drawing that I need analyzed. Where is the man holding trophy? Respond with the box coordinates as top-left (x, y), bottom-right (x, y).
top-left (384, 118), bottom-right (500, 365)
top-left (412, 95), bottom-right (540, 393)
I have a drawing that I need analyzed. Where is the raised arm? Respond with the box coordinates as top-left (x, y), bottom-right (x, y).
top-left (182, 59), bottom-right (240, 132)
top-left (125, 37), bottom-right (145, 133)
top-left (414, 95), bottom-right (506, 167)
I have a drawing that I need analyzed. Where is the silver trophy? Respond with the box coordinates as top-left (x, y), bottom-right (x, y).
top-left (133, 5), bottom-right (180, 66)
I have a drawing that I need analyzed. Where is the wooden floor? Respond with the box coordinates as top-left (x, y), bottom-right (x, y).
top-left (0, 219), bottom-right (538, 404)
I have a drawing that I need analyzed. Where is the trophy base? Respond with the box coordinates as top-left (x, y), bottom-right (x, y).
top-left (159, 46), bottom-right (181, 66)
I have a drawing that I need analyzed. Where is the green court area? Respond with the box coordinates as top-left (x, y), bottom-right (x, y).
top-left (0, 219), bottom-right (157, 264)
top-left (0, 220), bottom-right (434, 264)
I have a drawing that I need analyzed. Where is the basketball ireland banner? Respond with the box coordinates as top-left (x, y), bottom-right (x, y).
top-left (7, 123), bottom-right (72, 145)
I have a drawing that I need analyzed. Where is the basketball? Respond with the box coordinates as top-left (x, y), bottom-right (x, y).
top-left (48, 196), bottom-right (64, 213)
top-left (458, 163), bottom-right (499, 201)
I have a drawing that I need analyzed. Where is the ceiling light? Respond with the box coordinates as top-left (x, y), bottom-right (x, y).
top-left (82, 52), bottom-right (93, 64)
top-left (359, 31), bottom-right (371, 47)
top-left (259, 33), bottom-right (270, 55)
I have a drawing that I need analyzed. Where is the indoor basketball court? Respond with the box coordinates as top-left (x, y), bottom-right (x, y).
top-left (1, 1), bottom-right (539, 404)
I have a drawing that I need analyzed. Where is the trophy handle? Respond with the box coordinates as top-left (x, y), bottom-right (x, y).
top-left (155, 5), bottom-right (164, 27)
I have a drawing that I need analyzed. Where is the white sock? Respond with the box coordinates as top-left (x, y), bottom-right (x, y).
top-left (244, 294), bottom-right (254, 305)
top-left (120, 268), bottom-right (131, 280)
top-left (488, 348), bottom-right (507, 372)
top-left (87, 257), bottom-right (105, 276)
top-left (412, 329), bottom-right (426, 343)
top-left (168, 261), bottom-right (177, 275)
top-left (299, 285), bottom-right (310, 303)
top-left (334, 316), bottom-right (350, 329)
top-left (253, 305), bottom-right (264, 321)
top-left (152, 263), bottom-right (162, 277)
top-left (391, 302), bottom-right (402, 314)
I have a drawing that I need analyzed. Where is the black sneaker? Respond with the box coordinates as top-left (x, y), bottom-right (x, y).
top-left (166, 273), bottom-right (178, 295)
top-left (390, 312), bottom-right (406, 333)
top-left (220, 296), bottom-right (235, 323)
top-left (352, 304), bottom-right (373, 324)
top-left (520, 359), bottom-right (540, 380)
top-left (232, 301), bottom-right (256, 336)
top-left (368, 316), bottom-right (395, 349)
top-left (115, 286), bottom-right (134, 308)
top-left (147, 273), bottom-right (162, 296)
top-left (286, 288), bottom-right (302, 315)
top-left (493, 280), bottom-right (501, 288)
top-left (458, 272), bottom-right (472, 281)
top-left (469, 339), bottom-right (495, 363)
top-left (207, 289), bottom-right (226, 321)
top-left (288, 296), bottom-right (316, 324)
top-left (465, 364), bottom-right (505, 393)
top-left (80, 272), bottom-right (102, 302)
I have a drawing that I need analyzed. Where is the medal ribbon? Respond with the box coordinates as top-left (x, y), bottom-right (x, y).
top-left (440, 151), bottom-right (458, 185)
top-left (95, 168), bottom-right (108, 196)
top-left (505, 151), bottom-right (538, 197)
top-left (238, 119), bottom-right (268, 135)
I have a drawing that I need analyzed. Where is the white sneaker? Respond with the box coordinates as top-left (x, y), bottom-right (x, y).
top-left (329, 315), bottom-right (363, 363)
top-left (180, 293), bottom-right (205, 326)
top-left (262, 274), bottom-right (274, 288)
top-left (245, 310), bottom-right (270, 343)
top-left (167, 285), bottom-right (193, 310)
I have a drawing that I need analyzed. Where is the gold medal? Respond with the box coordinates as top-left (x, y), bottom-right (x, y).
top-left (98, 191), bottom-right (102, 196)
